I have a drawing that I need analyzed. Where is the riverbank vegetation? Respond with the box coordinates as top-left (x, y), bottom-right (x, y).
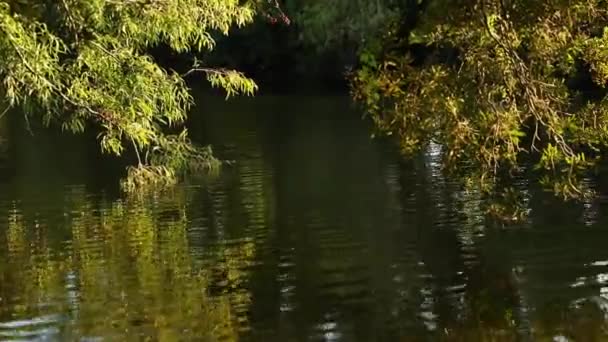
top-left (351, 0), bottom-right (608, 219)
top-left (3, 0), bottom-right (608, 219)
top-left (0, 0), bottom-right (258, 191)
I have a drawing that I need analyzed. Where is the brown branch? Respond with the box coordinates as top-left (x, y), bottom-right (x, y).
top-left (181, 67), bottom-right (234, 78)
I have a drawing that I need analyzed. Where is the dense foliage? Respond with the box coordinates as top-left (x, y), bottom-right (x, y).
top-left (293, 0), bottom-right (397, 50)
top-left (352, 0), bottom-right (608, 219)
top-left (5, 0), bottom-right (608, 217)
top-left (0, 0), bottom-right (257, 191)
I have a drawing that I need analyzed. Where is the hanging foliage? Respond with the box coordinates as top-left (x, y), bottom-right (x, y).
top-left (352, 0), bottom-right (608, 220)
top-left (0, 0), bottom-right (259, 191)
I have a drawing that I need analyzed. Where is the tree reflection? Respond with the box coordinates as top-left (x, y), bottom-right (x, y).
top-left (0, 187), bottom-right (250, 341)
top-left (0, 116), bottom-right (7, 173)
top-left (393, 153), bottom-right (608, 341)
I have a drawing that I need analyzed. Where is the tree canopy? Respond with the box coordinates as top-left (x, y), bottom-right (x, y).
top-left (352, 0), bottom-right (608, 219)
top-left (4, 0), bottom-right (608, 218)
top-left (0, 0), bottom-right (259, 191)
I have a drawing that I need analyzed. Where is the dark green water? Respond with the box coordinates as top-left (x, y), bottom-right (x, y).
top-left (1, 95), bottom-right (608, 341)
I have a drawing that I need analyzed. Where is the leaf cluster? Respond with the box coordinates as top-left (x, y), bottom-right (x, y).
top-left (352, 0), bottom-right (608, 214)
top-left (0, 0), bottom-right (258, 191)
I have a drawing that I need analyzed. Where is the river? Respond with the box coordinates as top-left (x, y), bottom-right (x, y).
top-left (0, 95), bottom-right (607, 341)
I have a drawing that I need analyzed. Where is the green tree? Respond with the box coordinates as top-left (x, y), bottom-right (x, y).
top-left (292, 0), bottom-right (398, 50)
top-left (0, 0), bottom-right (258, 191)
top-left (352, 0), bottom-right (608, 219)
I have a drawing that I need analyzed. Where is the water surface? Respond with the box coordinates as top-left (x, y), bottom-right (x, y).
top-left (1, 95), bottom-right (608, 341)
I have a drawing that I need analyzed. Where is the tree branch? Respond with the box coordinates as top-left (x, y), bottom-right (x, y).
top-left (181, 67), bottom-right (233, 78)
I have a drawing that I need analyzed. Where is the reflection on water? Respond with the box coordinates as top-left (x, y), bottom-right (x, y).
top-left (0, 188), bottom-right (242, 340)
top-left (1, 96), bottom-right (608, 340)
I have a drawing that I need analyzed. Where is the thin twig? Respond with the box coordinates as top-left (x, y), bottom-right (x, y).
top-left (181, 67), bottom-right (233, 78)
top-left (90, 40), bottom-right (122, 62)
top-left (0, 103), bottom-right (10, 120)
top-left (24, 113), bottom-right (34, 136)
top-left (131, 138), bottom-right (143, 166)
